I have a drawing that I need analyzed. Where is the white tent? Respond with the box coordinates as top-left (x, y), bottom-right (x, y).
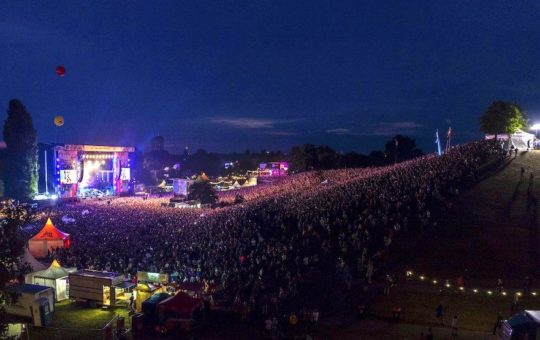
top-left (22, 248), bottom-right (46, 272)
top-left (485, 129), bottom-right (536, 149)
top-left (25, 259), bottom-right (77, 301)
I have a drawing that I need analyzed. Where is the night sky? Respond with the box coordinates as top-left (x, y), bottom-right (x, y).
top-left (1, 1), bottom-right (539, 154)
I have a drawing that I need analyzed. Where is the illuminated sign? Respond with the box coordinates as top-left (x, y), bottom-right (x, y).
top-left (120, 168), bottom-right (130, 181)
top-left (136, 271), bottom-right (169, 284)
top-left (63, 144), bottom-right (135, 153)
top-left (60, 170), bottom-right (77, 184)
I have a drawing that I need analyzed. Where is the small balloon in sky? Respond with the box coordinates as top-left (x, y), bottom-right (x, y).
top-left (55, 65), bottom-right (66, 77)
top-left (54, 115), bottom-right (64, 127)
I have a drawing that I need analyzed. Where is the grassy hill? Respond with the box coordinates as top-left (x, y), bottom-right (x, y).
top-left (392, 150), bottom-right (540, 286)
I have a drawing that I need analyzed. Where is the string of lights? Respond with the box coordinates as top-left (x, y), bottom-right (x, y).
top-left (404, 270), bottom-right (535, 298)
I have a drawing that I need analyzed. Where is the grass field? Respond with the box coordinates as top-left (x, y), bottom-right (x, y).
top-left (27, 300), bottom-right (130, 340)
top-left (369, 150), bottom-right (540, 334)
top-left (370, 289), bottom-right (540, 332)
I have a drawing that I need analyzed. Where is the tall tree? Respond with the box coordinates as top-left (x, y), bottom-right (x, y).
top-left (0, 202), bottom-right (33, 336)
top-left (289, 144), bottom-right (317, 172)
top-left (479, 101), bottom-right (527, 137)
top-left (3, 99), bottom-right (38, 200)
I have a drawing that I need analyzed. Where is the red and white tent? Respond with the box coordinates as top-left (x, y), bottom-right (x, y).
top-left (28, 218), bottom-right (71, 258)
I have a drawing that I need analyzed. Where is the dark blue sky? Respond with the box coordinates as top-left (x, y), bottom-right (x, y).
top-left (1, 1), bottom-right (539, 153)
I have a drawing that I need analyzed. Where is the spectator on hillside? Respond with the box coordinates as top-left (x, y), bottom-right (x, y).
top-left (493, 313), bottom-right (503, 335)
top-left (451, 315), bottom-right (458, 337)
top-left (435, 303), bottom-right (444, 325)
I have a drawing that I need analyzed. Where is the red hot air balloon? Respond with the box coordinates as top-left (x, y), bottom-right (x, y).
top-left (55, 65), bottom-right (66, 77)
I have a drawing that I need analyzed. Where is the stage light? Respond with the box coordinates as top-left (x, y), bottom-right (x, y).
top-left (487, 290), bottom-right (493, 295)
top-left (517, 292), bottom-right (522, 296)
top-left (502, 291), bottom-right (507, 296)
top-left (419, 275), bottom-right (425, 280)
top-left (533, 292), bottom-right (537, 296)
top-left (459, 286), bottom-right (464, 291)
top-left (530, 123), bottom-right (540, 131)
top-left (473, 289), bottom-right (478, 293)
top-left (50, 194), bottom-right (58, 200)
top-left (432, 279), bottom-right (437, 284)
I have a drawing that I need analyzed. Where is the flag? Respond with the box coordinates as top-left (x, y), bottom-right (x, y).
top-left (435, 129), bottom-right (442, 156)
top-left (445, 126), bottom-right (452, 152)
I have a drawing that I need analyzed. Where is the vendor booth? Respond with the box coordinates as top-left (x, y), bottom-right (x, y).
top-left (134, 283), bottom-right (163, 312)
top-left (25, 259), bottom-right (77, 301)
top-left (158, 291), bottom-right (202, 320)
top-left (142, 293), bottom-right (171, 327)
top-left (5, 284), bottom-right (54, 327)
top-left (498, 310), bottom-right (540, 339)
top-left (157, 291), bottom-right (202, 333)
top-left (69, 270), bottom-right (133, 306)
top-left (28, 218), bottom-right (71, 258)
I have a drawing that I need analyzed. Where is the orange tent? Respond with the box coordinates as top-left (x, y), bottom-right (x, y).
top-left (28, 218), bottom-right (71, 258)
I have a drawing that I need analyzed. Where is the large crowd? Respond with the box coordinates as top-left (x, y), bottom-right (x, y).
top-left (30, 140), bottom-right (503, 316)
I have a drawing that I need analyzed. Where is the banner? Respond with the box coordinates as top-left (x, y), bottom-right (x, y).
top-left (120, 168), bottom-right (130, 181)
top-left (60, 170), bottom-right (77, 184)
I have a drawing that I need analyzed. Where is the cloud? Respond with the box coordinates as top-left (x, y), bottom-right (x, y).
top-left (326, 122), bottom-right (423, 136)
top-left (209, 117), bottom-right (276, 129)
top-left (209, 116), bottom-right (304, 130)
top-left (326, 128), bottom-right (351, 135)
top-left (365, 121), bottom-right (423, 136)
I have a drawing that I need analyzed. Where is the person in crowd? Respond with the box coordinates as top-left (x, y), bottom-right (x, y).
top-left (496, 278), bottom-right (504, 292)
top-left (493, 313), bottom-right (503, 335)
top-left (426, 327), bottom-right (434, 340)
top-left (435, 303), bottom-right (444, 325)
top-left (451, 315), bottom-right (458, 337)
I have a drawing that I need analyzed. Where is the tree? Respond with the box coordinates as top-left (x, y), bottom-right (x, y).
top-left (384, 135), bottom-right (424, 164)
top-left (289, 144), bottom-right (317, 172)
top-left (480, 101), bottom-right (527, 137)
top-left (2, 99), bottom-right (38, 200)
top-left (187, 177), bottom-right (217, 205)
top-left (0, 202), bottom-right (33, 336)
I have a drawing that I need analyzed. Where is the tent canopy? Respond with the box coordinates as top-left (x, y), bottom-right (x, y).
top-left (30, 218), bottom-right (70, 241)
top-left (22, 248), bottom-right (46, 272)
top-left (33, 259), bottom-right (75, 280)
top-left (507, 312), bottom-right (539, 330)
top-left (158, 291), bottom-right (202, 318)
